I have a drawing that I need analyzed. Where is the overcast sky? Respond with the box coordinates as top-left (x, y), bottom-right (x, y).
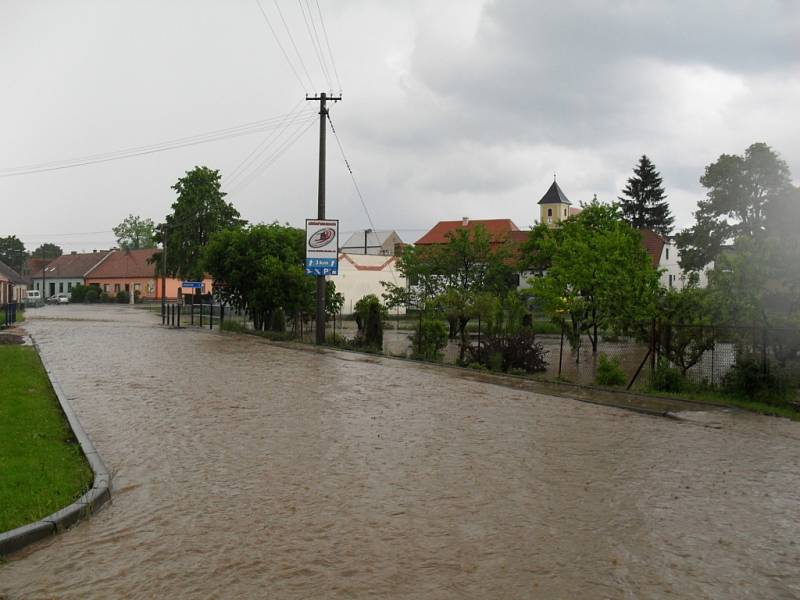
top-left (1, 0), bottom-right (799, 252)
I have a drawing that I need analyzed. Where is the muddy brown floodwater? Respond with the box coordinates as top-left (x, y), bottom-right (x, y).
top-left (3, 306), bottom-right (800, 599)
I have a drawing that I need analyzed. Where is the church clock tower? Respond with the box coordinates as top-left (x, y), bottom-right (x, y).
top-left (538, 178), bottom-right (571, 227)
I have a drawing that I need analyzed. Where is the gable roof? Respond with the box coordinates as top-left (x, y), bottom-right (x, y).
top-left (538, 180), bottom-right (571, 205)
top-left (416, 219), bottom-right (521, 245)
top-left (639, 229), bottom-right (665, 268)
top-left (0, 260), bottom-right (27, 284)
top-left (338, 253), bottom-right (399, 271)
top-left (85, 248), bottom-right (159, 279)
top-left (340, 230), bottom-right (400, 250)
top-left (31, 251), bottom-right (112, 279)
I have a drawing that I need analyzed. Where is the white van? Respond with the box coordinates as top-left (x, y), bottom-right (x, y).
top-left (25, 290), bottom-right (42, 307)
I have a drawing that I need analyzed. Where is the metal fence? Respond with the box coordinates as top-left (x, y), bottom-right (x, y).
top-left (160, 301), bottom-right (226, 331)
top-left (541, 321), bottom-right (800, 392)
top-left (1, 302), bottom-right (18, 329)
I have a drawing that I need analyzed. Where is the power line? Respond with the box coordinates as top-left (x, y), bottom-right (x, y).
top-left (227, 109), bottom-right (317, 188)
top-left (313, 0), bottom-right (342, 92)
top-left (272, 0), bottom-right (316, 91)
top-left (0, 112), bottom-right (315, 178)
top-left (228, 114), bottom-right (318, 193)
top-left (254, 0), bottom-right (308, 93)
top-left (226, 100), bottom-right (307, 184)
top-left (297, 0), bottom-right (332, 90)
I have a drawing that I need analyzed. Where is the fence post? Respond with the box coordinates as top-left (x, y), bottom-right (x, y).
top-left (209, 304), bottom-right (213, 330)
top-left (177, 304), bottom-right (181, 328)
top-left (558, 323), bottom-right (564, 378)
top-left (711, 326), bottom-right (716, 387)
top-left (199, 302), bottom-right (203, 328)
top-left (191, 302), bottom-right (194, 326)
top-left (650, 319), bottom-right (657, 382)
top-left (220, 305), bottom-right (225, 330)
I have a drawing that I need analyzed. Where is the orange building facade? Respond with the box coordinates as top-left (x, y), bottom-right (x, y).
top-left (84, 248), bottom-right (213, 301)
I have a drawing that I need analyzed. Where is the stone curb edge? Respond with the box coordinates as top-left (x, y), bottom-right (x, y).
top-left (0, 337), bottom-right (111, 557)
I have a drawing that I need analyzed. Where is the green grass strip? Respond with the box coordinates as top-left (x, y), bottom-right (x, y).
top-left (0, 346), bottom-right (93, 533)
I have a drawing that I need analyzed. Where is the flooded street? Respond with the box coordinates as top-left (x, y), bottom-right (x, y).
top-left (3, 306), bottom-right (800, 599)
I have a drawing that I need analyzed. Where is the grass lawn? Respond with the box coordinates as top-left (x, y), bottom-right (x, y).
top-left (638, 386), bottom-right (800, 421)
top-left (0, 345), bottom-right (93, 533)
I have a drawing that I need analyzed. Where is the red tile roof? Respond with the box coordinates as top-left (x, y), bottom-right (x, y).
top-left (85, 248), bottom-right (159, 278)
top-left (639, 229), bottom-right (665, 267)
top-left (416, 219), bottom-right (521, 245)
top-left (31, 251), bottom-right (112, 279)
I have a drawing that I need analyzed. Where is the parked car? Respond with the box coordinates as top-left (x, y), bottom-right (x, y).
top-left (24, 289), bottom-right (43, 307)
top-left (47, 293), bottom-right (70, 305)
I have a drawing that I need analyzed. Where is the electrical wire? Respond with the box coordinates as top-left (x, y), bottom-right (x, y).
top-left (227, 108), bottom-right (316, 188)
top-left (313, 0), bottom-right (342, 92)
top-left (297, 0), bottom-right (333, 90)
top-left (226, 100), bottom-right (306, 184)
top-left (254, 0), bottom-right (308, 93)
top-left (272, 0), bottom-right (316, 91)
top-left (228, 114), bottom-right (318, 193)
top-left (0, 112), bottom-right (315, 178)
top-left (326, 112), bottom-right (399, 284)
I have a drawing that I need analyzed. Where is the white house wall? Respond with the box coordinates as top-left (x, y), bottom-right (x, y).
top-left (336, 253), bottom-right (406, 315)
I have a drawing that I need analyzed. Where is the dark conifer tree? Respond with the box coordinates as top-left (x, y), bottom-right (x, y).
top-left (619, 155), bottom-right (674, 236)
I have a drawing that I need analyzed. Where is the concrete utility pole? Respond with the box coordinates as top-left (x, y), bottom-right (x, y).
top-left (161, 224), bottom-right (168, 312)
top-left (306, 92), bottom-right (341, 344)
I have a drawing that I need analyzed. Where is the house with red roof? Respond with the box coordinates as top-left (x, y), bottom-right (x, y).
top-left (84, 248), bottom-right (213, 301)
top-left (30, 250), bottom-right (113, 300)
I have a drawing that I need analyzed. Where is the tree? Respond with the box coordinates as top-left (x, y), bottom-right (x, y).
top-left (32, 243), bottom-right (62, 260)
top-left (676, 143), bottom-right (794, 271)
top-left (619, 155), bottom-right (673, 236)
top-left (656, 284), bottom-right (715, 376)
top-left (154, 166), bottom-right (244, 280)
top-left (204, 223), bottom-right (321, 331)
top-left (523, 201), bottom-right (661, 354)
top-left (113, 215), bottom-right (156, 249)
top-left (383, 224), bottom-right (517, 362)
top-left (0, 236), bottom-right (27, 272)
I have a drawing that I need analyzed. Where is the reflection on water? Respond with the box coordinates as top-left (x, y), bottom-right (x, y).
top-left (2, 305), bottom-right (799, 599)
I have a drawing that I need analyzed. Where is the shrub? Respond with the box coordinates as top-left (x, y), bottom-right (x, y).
top-left (410, 318), bottom-right (448, 361)
top-left (99, 291), bottom-right (111, 303)
top-left (723, 355), bottom-right (790, 403)
top-left (70, 284), bottom-right (88, 303)
top-left (595, 353), bottom-right (626, 386)
top-left (85, 287), bottom-right (100, 303)
top-left (651, 359), bottom-right (686, 393)
top-left (116, 290), bottom-right (130, 304)
top-left (468, 330), bottom-right (548, 374)
top-left (221, 320), bottom-right (246, 333)
top-left (364, 301), bottom-right (384, 349)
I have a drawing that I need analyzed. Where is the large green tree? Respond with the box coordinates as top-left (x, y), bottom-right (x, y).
top-left (114, 214), bottom-right (156, 249)
top-left (204, 222), bottom-right (333, 331)
top-left (383, 224), bottom-right (516, 361)
top-left (523, 202), bottom-right (661, 354)
top-left (0, 236), bottom-right (27, 272)
top-left (676, 143), bottom-right (794, 271)
top-left (154, 166), bottom-right (244, 280)
top-left (619, 155), bottom-right (674, 236)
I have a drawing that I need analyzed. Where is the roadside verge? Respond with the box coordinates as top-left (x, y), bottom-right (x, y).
top-left (0, 337), bottom-right (111, 557)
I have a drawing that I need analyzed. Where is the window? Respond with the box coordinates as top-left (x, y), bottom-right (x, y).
top-left (666, 248), bottom-right (670, 260)
top-left (564, 209), bottom-right (567, 217)
top-left (114, 284), bottom-right (120, 292)
top-left (104, 284), bottom-right (110, 293)
top-left (668, 274), bottom-right (674, 288)
top-left (59, 282), bottom-right (64, 293)
top-left (36, 282), bottom-right (40, 291)
top-left (67, 282), bottom-right (72, 291)
top-left (547, 208), bottom-right (553, 217)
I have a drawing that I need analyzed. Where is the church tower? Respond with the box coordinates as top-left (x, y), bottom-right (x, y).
top-left (538, 178), bottom-right (571, 227)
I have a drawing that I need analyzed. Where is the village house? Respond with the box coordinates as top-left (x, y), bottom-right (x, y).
top-left (336, 253), bottom-right (406, 315)
top-left (30, 250), bottom-right (112, 300)
top-left (83, 247), bottom-right (213, 301)
top-left (639, 229), bottom-right (710, 289)
top-left (0, 260), bottom-right (29, 305)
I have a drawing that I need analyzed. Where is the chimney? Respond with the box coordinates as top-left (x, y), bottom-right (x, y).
top-left (462, 217), bottom-right (469, 227)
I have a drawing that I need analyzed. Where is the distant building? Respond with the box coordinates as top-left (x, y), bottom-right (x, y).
top-left (538, 179), bottom-right (582, 227)
top-left (340, 230), bottom-right (404, 256)
top-left (30, 250), bottom-right (113, 299)
top-left (84, 248), bottom-right (213, 301)
top-left (416, 217), bottom-right (527, 249)
top-left (336, 253), bottom-right (406, 315)
top-left (639, 229), bottom-right (710, 289)
top-left (0, 260), bottom-right (28, 304)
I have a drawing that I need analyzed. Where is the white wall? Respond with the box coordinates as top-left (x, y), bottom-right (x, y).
top-left (660, 239), bottom-right (710, 289)
top-left (335, 254), bottom-right (406, 315)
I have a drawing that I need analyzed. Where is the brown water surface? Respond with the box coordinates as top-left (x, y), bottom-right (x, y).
top-left (2, 305), bottom-right (799, 599)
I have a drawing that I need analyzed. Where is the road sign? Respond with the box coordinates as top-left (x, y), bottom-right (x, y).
top-left (181, 281), bottom-right (202, 289)
top-left (306, 219), bottom-right (338, 276)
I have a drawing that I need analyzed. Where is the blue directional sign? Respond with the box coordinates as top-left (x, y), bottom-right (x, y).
top-left (305, 257), bottom-right (338, 276)
top-left (181, 281), bottom-right (203, 289)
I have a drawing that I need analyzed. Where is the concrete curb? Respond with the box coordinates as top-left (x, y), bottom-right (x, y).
top-left (0, 337), bottom-right (111, 557)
